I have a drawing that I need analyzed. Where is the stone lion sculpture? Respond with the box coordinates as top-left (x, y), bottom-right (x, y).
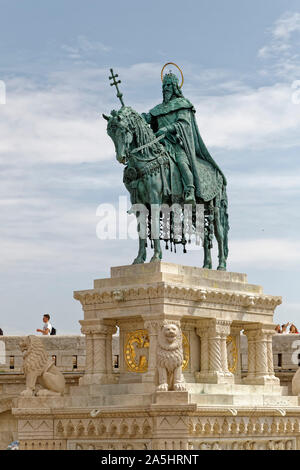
top-left (156, 321), bottom-right (186, 392)
top-left (19, 335), bottom-right (65, 397)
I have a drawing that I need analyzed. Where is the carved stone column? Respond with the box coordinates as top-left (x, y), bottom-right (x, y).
top-left (196, 327), bottom-right (209, 377)
top-left (220, 329), bottom-right (231, 377)
top-left (243, 329), bottom-right (256, 382)
top-left (79, 320), bottom-right (116, 385)
top-left (80, 325), bottom-right (93, 376)
top-left (142, 319), bottom-right (160, 383)
top-left (266, 329), bottom-right (277, 381)
top-left (105, 324), bottom-right (117, 377)
top-left (196, 319), bottom-right (233, 384)
top-left (93, 329), bottom-right (107, 375)
top-left (255, 329), bottom-right (269, 380)
top-left (229, 323), bottom-right (243, 382)
top-left (243, 324), bottom-right (279, 385)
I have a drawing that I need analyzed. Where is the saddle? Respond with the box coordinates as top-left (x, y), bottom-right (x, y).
top-left (123, 154), bottom-right (222, 205)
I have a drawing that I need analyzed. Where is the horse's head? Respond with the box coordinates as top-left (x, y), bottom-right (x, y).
top-left (103, 108), bottom-right (134, 164)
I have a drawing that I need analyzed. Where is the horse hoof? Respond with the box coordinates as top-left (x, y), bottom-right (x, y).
top-left (217, 265), bottom-right (226, 271)
top-left (203, 264), bottom-right (212, 270)
top-left (150, 255), bottom-right (161, 263)
top-left (132, 258), bottom-right (145, 265)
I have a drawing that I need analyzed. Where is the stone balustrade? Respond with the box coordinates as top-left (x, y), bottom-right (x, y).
top-left (0, 333), bottom-right (298, 386)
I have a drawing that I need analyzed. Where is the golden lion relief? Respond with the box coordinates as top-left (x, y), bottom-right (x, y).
top-left (157, 322), bottom-right (187, 392)
top-left (19, 335), bottom-right (65, 397)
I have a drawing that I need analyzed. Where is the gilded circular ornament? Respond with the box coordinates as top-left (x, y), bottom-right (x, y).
top-left (161, 62), bottom-right (184, 88)
top-left (124, 330), bottom-right (149, 373)
top-left (124, 329), bottom-right (190, 373)
top-left (226, 335), bottom-right (238, 374)
top-left (182, 332), bottom-right (190, 371)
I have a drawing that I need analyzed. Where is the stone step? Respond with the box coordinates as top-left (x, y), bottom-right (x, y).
top-left (68, 382), bottom-right (296, 409)
top-left (69, 382), bottom-right (155, 396)
top-left (190, 393), bottom-right (298, 407)
top-left (67, 391), bottom-right (298, 409)
top-left (187, 383), bottom-right (288, 396)
top-left (70, 382), bottom-right (287, 396)
top-left (93, 262), bottom-right (263, 294)
top-left (69, 382), bottom-right (290, 399)
top-left (68, 393), bottom-right (153, 408)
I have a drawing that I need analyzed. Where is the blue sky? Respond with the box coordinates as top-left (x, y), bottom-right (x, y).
top-left (1, 0), bottom-right (300, 334)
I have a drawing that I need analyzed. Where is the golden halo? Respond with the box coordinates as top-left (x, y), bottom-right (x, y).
top-left (161, 62), bottom-right (184, 88)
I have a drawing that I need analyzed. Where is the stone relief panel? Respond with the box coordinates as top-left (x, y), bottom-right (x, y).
top-left (20, 440), bottom-right (66, 450)
top-left (67, 439), bottom-right (151, 450)
top-left (187, 438), bottom-right (295, 450)
top-left (189, 416), bottom-right (300, 437)
top-left (54, 417), bottom-right (153, 440)
top-left (18, 419), bottom-right (53, 440)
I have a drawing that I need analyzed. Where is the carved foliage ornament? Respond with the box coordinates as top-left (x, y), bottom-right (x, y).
top-left (74, 287), bottom-right (281, 311)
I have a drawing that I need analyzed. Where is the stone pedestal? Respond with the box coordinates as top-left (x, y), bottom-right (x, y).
top-left (74, 262), bottom-right (282, 388)
top-left (12, 262), bottom-right (300, 452)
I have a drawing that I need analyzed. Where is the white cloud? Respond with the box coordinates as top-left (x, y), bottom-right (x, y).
top-left (0, 81), bottom-right (113, 165)
top-left (62, 35), bottom-right (111, 60)
top-left (258, 11), bottom-right (300, 77)
top-left (229, 173), bottom-right (300, 191)
top-left (273, 12), bottom-right (300, 40)
top-left (119, 62), bottom-right (162, 82)
top-left (2, 68), bottom-right (300, 174)
top-left (230, 238), bottom-right (300, 269)
top-left (195, 83), bottom-right (300, 150)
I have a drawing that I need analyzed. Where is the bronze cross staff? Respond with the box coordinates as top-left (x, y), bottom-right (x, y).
top-left (109, 68), bottom-right (125, 107)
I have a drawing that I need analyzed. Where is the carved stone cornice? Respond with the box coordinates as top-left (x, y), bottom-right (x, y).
top-left (74, 285), bottom-right (282, 311)
top-left (117, 319), bottom-right (144, 331)
top-left (143, 320), bottom-right (160, 335)
top-left (16, 405), bottom-right (196, 421)
top-left (79, 320), bottom-right (116, 336)
top-left (243, 323), bottom-right (276, 340)
top-left (196, 319), bottom-right (232, 337)
top-left (13, 406), bottom-right (300, 421)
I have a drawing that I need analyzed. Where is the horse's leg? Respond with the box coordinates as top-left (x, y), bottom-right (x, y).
top-left (149, 188), bottom-right (162, 262)
top-left (214, 204), bottom-right (227, 271)
top-left (132, 211), bottom-right (147, 265)
top-left (202, 203), bottom-right (212, 269)
top-left (203, 233), bottom-right (212, 269)
top-left (150, 204), bottom-right (162, 262)
top-left (151, 238), bottom-right (162, 262)
top-left (132, 237), bottom-right (147, 264)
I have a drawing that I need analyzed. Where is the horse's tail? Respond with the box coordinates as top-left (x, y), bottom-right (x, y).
top-left (220, 186), bottom-right (229, 260)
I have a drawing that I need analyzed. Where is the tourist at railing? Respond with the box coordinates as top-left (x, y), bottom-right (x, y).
top-left (281, 322), bottom-right (290, 334)
top-left (275, 322), bottom-right (299, 334)
top-left (36, 314), bottom-right (52, 335)
top-left (289, 324), bottom-right (299, 334)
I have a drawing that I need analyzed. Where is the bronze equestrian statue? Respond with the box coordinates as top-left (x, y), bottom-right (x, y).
top-left (103, 65), bottom-right (229, 270)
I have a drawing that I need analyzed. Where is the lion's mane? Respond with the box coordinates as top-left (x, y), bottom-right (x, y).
top-left (157, 323), bottom-right (183, 372)
top-left (21, 335), bottom-right (51, 375)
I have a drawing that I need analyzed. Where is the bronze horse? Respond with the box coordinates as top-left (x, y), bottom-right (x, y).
top-left (103, 106), bottom-right (229, 270)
